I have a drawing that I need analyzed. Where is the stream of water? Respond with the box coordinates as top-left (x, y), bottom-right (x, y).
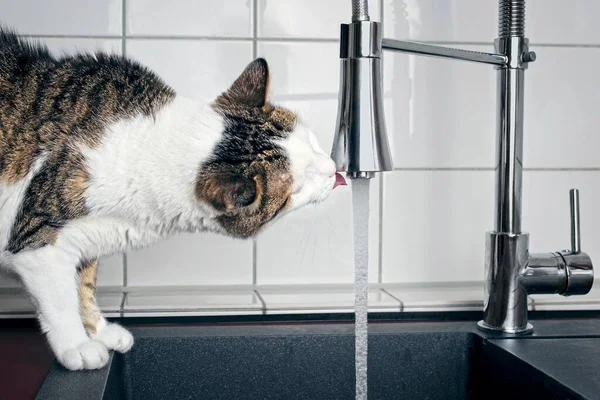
top-left (352, 178), bottom-right (370, 400)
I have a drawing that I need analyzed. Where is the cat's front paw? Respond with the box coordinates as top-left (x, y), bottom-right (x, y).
top-left (94, 323), bottom-right (134, 353)
top-left (58, 340), bottom-right (109, 371)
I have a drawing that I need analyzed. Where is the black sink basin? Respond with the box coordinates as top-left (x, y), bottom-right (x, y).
top-left (35, 321), bottom-right (600, 400)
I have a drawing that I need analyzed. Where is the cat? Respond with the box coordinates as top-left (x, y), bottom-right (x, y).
top-left (0, 28), bottom-right (346, 371)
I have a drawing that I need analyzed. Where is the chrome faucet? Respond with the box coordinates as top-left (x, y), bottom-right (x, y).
top-left (332, 0), bottom-right (594, 334)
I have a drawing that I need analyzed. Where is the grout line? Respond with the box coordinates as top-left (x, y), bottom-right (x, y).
top-left (391, 167), bottom-right (600, 172)
top-left (524, 167), bottom-right (600, 171)
top-left (120, 284), bottom-right (255, 293)
top-left (377, 0), bottom-right (385, 284)
top-left (120, 307), bottom-right (263, 315)
top-left (121, 0), bottom-right (127, 55)
top-left (377, 173), bottom-right (384, 283)
top-left (127, 35), bottom-right (253, 41)
top-left (22, 34), bottom-right (332, 43)
top-left (252, 239), bottom-right (258, 286)
top-left (381, 288), bottom-right (404, 311)
top-left (20, 34), bottom-right (122, 39)
top-left (256, 37), bottom-right (338, 43)
top-left (414, 40), bottom-right (494, 46)
top-left (254, 290), bottom-right (267, 315)
top-left (392, 167), bottom-right (494, 171)
top-left (530, 43), bottom-right (600, 48)
top-left (119, 292), bottom-right (128, 317)
top-left (17, 34), bottom-right (600, 49)
top-left (122, 253), bottom-right (128, 287)
top-left (251, 0), bottom-right (259, 288)
top-left (252, 0), bottom-right (258, 58)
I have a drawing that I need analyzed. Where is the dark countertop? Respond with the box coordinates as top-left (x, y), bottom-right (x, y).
top-left (4, 315), bottom-right (600, 400)
top-left (490, 337), bottom-right (600, 400)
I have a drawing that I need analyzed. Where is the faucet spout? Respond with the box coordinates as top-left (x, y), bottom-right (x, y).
top-left (331, 21), bottom-right (393, 178)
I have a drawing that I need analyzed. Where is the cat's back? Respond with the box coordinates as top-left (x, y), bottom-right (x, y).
top-left (0, 28), bottom-right (175, 179)
top-left (0, 28), bottom-right (175, 136)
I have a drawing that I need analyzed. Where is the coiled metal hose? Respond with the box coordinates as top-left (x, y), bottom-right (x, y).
top-left (498, 0), bottom-right (525, 37)
top-left (351, 0), bottom-right (369, 22)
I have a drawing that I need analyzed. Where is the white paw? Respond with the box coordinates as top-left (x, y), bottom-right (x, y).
top-left (94, 323), bottom-right (134, 353)
top-left (58, 340), bottom-right (109, 371)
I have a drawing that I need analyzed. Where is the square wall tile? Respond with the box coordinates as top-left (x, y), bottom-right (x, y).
top-left (0, 272), bottom-right (21, 289)
top-left (259, 288), bottom-right (400, 313)
top-left (0, 0), bottom-right (122, 36)
top-left (258, 42), bottom-right (339, 98)
top-left (31, 38), bottom-right (122, 56)
top-left (523, 171), bottom-right (600, 257)
top-left (383, 45), bottom-right (496, 168)
top-left (257, 178), bottom-right (380, 285)
top-left (127, 0), bottom-right (252, 37)
top-left (96, 293), bottom-right (124, 317)
top-left (127, 39), bottom-right (252, 102)
top-left (123, 290), bottom-right (261, 316)
top-left (528, 0), bottom-right (600, 45)
top-left (382, 170), bottom-right (494, 283)
top-left (97, 254), bottom-right (124, 287)
top-left (383, 0), bottom-right (495, 42)
top-left (0, 294), bottom-right (34, 315)
top-left (258, 0), bottom-right (381, 39)
top-left (127, 233), bottom-right (252, 286)
top-left (525, 47), bottom-right (600, 168)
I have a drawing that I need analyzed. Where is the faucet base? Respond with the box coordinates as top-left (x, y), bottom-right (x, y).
top-left (481, 232), bottom-right (531, 334)
top-left (477, 320), bottom-right (533, 335)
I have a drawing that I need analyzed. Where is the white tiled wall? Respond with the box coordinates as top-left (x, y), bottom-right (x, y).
top-left (1, 0), bottom-right (599, 316)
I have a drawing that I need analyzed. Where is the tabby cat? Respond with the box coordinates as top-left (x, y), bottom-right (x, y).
top-left (0, 29), bottom-right (346, 370)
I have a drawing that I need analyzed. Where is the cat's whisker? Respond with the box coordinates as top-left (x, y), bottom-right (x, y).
top-left (299, 210), bottom-right (317, 268)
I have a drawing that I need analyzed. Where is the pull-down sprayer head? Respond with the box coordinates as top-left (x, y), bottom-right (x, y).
top-left (331, 20), bottom-right (393, 179)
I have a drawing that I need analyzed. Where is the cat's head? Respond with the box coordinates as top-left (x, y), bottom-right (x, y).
top-left (196, 58), bottom-right (345, 238)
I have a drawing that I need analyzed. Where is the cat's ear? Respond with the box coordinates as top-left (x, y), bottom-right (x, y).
top-left (217, 58), bottom-right (270, 109)
top-left (197, 173), bottom-right (262, 213)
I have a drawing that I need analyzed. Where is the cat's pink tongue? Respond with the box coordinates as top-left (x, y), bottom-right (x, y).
top-left (334, 172), bottom-right (347, 189)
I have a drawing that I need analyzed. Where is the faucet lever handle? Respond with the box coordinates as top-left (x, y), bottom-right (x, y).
top-left (570, 189), bottom-right (581, 254)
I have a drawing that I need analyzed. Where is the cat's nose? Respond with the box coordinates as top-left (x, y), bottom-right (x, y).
top-left (319, 158), bottom-right (337, 177)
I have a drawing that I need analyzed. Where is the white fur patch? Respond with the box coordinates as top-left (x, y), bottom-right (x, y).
top-left (58, 96), bottom-right (225, 260)
top-left (59, 340), bottom-right (109, 371)
top-left (93, 323), bottom-right (134, 353)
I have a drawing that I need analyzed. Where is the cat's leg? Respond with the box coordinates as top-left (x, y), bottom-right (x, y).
top-left (12, 246), bottom-right (109, 370)
top-left (78, 258), bottom-right (133, 353)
